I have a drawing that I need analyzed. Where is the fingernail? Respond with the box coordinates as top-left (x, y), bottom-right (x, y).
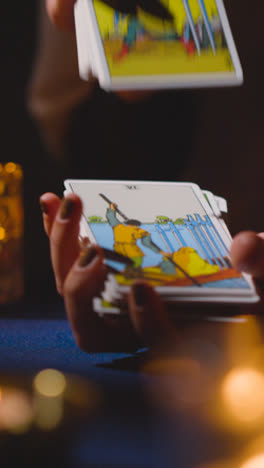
top-left (39, 199), bottom-right (48, 214)
top-left (78, 246), bottom-right (98, 268)
top-left (79, 236), bottom-right (90, 249)
top-left (59, 197), bottom-right (74, 219)
top-left (132, 283), bottom-right (147, 307)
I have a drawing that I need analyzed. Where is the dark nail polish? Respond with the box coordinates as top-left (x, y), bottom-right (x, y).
top-left (78, 246), bottom-right (98, 267)
top-left (60, 198), bottom-right (74, 219)
top-left (39, 199), bottom-right (48, 214)
top-left (132, 283), bottom-right (146, 307)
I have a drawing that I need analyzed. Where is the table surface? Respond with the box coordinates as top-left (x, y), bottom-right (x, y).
top-left (0, 300), bottom-right (262, 468)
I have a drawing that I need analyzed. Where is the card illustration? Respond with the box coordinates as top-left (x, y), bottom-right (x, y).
top-left (80, 187), bottom-right (248, 290)
top-left (92, 0), bottom-right (239, 79)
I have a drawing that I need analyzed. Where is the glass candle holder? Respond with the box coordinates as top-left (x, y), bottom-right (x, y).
top-left (0, 162), bottom-right (24, 304)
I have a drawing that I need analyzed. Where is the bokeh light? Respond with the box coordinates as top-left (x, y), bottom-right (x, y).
top-left (0, 227), bottom-right (6, 241)
top-left (221, 367), bottom-right (264, 424)
top-left (33, 369), bottom-right (67, 430)
top-left (224, 317), bottom-right (262, 368)
top-left (33, 369), bottom-right (66, 398)
top-left (240, 453), bottom-right (264, 468)
top-left (0, 386), bottom-right (34, 433)
top-left (4, 162), bottom-right (17, 174)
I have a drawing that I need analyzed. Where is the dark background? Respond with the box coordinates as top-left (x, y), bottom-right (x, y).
top-left (1, 1), bottom-right (263, 304)
top-left (1, 1), bottom-right (61, 303)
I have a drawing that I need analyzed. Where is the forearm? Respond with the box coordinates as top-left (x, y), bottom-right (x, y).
top-left (27, 1), bottom-right (94, 157)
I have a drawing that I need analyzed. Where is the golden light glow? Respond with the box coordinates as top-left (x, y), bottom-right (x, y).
top-left (33, 369), bottom-right (67, 430)
top-left (0, 180), bottom-right (5, 195)
top-left (4, 162), bottom-right (17, 174)
top-left (0, 387), bottom-right (33, 433)
top-left (240, 453), bottom-right (264, 468)
top-left (222, 367), bottom-right (264, 423)
top-left (33, 369), bottom-right (66, 398)
top-left (34, 396), bottom-right (64, 430)
top-left (0, 227), bottom-right (6, 241)
top-left (225, 316), bottom-right (262, 367)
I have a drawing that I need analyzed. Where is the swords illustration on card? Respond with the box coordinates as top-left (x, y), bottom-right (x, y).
top-left (64, 179), bottom-right (260, 316)
top-left (74, 0), bottom-right (243, 91)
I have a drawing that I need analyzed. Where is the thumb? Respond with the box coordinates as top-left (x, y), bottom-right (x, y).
top-left (230, 231), bottom-right (264, 281)
top-left (128, 281), bottom-right (173, 348)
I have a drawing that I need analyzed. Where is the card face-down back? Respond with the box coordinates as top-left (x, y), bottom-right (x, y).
top-left (74, 0), bottom-right (243, 90)
top-left (64, 179), bottom-right (259, 305)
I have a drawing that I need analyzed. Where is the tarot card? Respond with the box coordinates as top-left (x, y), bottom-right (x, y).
top-left (203, 190), bottom-right (227, 216)
top-left (75, 0), bottom-right (102, 79)
top-left (64, 179), bottom-right (259, 304)
top-left (214, 194), bottom-right (227, 214)
top-left (202, 189), bottom-right (231, 240)
top-left (75, 0), bottom-right (93, 79)
top-left (93, 296), bottom-right (122, 316)
top-left (74, 0), bottom-right (243, 91)
top-left (93, 295), bottom-right (249, 323)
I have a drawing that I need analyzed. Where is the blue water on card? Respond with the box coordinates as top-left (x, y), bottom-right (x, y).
top-left (89, 223), bottom-right (249, 290)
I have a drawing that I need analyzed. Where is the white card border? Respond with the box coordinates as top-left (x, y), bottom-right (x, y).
top-left (64, 179), bottom-right (258, 300)
top-left (85, 0), bottom-right (243, 90)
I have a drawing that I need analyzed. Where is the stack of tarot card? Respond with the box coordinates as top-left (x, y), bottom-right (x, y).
top-left (64, 179), bottom-right (259, 316)
top-left (74, 0), bottom-right (243, 91)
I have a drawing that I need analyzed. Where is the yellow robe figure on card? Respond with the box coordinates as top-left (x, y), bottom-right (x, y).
top-left (172, 247), bottom-right (220, 277)
top-left (113, 224), bottom-right (149, 258)
top-left (106, 206), bottom-right (161, 268)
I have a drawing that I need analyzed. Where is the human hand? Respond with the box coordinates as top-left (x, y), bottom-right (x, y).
top-left (40, 192), bottom-right (174, 352)
top-left (110, 203), bottom-right (118, 211)
top-left (46, 0), bottom-right (76, 32)
top-left (230, 231), bottom-right (264, 300)
top-left (45, 0), bottom-right (153, 101)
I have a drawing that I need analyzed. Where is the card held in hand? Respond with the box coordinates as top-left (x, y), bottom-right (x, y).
top-left (64, 179), bottom-right (260, 316)
top-left (74, 0), bottom-right (243, 91)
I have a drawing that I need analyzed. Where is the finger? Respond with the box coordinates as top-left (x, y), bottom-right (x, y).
top-left (230, 231), bottom-right (264, 280)
top-left (50, 193), bottom-right (83, 294)
top-left (46, 0), bottom-right (76, 31)
top-left (63, 245), bottom-right (106, 349)
top-left (64, 245), bottom-right (139, 351)
top-left (128, 281), bottom-right (173, 348)
top-left (39, 192), bottom-right (61, 237)
top-left (79, 236), bottom-right (91, 250)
